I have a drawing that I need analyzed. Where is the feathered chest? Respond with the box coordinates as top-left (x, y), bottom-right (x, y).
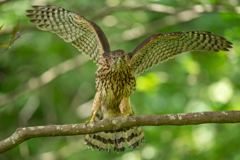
top-left (95, 64), bottom-right (136, 98)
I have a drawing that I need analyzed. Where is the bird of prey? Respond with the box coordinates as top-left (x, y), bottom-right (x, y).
top-left (26, 5), bottom-right (232, 153)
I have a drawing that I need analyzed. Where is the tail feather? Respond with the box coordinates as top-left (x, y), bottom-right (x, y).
top-left (85, 108), bottom-right (145, 152)
top-left (113, 132), bottom-right (125, 151)
top-left (126, 126), bottom-right (144, 148)
top-left (84, 126), bottom-right (145, 153)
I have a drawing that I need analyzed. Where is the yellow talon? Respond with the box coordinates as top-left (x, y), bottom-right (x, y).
top-left (86, 115), bottom-right (96, 123)
top-left (121, 113), bottom-right (130, 117)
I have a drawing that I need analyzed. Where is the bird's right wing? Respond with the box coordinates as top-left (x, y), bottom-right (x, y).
top-left (26, 5), bottom-right (110, 64)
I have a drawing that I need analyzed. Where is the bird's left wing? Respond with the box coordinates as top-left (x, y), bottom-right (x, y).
top-left (129, 31), bottom-right (232, 75)
top-left (26, 5), bottom-right (110, 64)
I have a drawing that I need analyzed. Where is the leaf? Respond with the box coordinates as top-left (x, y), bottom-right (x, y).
top-left (8, 22), bottom-right (20, 46)
top-left (0, 22), bottom-right (21, 54)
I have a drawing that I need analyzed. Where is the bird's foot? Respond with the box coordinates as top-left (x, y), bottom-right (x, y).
top-left (85, 119), bottom-right (95, 123)
top-left (86, 115), bottom-right (96, 123)
top-left (121, 113), bottom-right (130, 117)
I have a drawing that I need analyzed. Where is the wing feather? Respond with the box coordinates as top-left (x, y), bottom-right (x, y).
top-left (129, 31), bottom-right (232, 75)
top-left (26, 5), bottom-right (110, 64)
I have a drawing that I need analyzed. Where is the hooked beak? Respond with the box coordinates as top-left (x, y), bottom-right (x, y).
top-left (117, 57), bottom-right (123, 68)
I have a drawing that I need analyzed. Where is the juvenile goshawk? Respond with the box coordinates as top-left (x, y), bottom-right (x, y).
top-left (26, 5), bottom-right (232, 153)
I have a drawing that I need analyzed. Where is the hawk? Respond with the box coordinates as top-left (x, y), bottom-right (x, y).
top-left (26, 5), bottom-right (232, 153)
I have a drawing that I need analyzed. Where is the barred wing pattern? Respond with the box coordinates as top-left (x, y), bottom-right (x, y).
top-left (26, 5), bottom-right (110, 63)
top-left (130, 31), bottom-right (233, 75)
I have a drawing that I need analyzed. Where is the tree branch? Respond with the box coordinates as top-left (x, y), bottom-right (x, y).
top-left (1, 110), bottom-right (240, 153)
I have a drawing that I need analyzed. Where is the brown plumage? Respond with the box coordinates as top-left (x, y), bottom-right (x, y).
top-left (26, 5), bottom-right (233, 153)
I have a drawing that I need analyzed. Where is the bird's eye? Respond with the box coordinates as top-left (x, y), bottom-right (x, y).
top-left (122, 55), bottom-right (125, 59)
top-left (112, 57), bottom-right (116, 60)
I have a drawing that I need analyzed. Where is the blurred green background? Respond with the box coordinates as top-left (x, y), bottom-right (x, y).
top-left (0, 0), bottom-right (240, 159)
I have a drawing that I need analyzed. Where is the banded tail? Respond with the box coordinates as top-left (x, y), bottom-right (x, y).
top-left (84, 111), bottom-right (145, 152)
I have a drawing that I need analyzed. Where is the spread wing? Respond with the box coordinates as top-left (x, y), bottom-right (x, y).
top-left (26, 5), bottom-right (110, 64)
top-left (129, 31), bottom-right (233, 75)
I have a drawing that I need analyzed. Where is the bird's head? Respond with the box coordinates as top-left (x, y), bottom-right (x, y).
top-left (107, 49), bottom-right (130, 70)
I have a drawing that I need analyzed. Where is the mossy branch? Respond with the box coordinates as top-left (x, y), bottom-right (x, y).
top-left (1, 110), bottom-right (240, 153)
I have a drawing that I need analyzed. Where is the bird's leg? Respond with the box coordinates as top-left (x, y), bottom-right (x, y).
top-left (86, 91), bottom-right (101, 123)
top-left (119, 97), bottom-right (133, 117)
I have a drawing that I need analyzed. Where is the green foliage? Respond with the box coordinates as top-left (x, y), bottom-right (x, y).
top-left (0, 0), bottom-right (240, 160)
